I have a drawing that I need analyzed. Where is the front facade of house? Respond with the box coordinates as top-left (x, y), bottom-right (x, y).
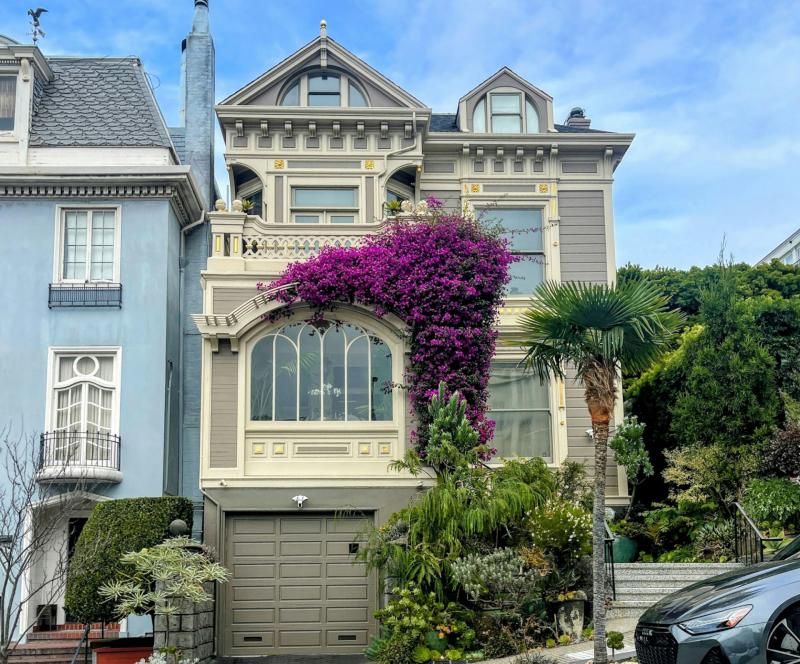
top-left (196, 23), bottom-right (633, 657)
top-left (0, 0), bottom-right (213, 636)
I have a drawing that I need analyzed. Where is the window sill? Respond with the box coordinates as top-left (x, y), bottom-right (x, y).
top-left (49, 283), bottom-right (122, 308)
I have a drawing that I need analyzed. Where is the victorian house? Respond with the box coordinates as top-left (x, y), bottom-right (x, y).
top-left (195, 21), bottom-right (634, 657)
top-left (0, 0), bottom-right (214, 639)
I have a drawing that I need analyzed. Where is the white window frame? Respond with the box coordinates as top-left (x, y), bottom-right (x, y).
top-left (290, 185), bottom-right (360, 225)
top-left (52, 205), bottom-right (122, 284)
top-left (0, 72), bottom-right (17, 133)
top-left (472, 89), bottom-right (541, 134)
top-left (44, 347), bottom-right (122, 465)
top-left (279, 71), bottom-right (370, 108)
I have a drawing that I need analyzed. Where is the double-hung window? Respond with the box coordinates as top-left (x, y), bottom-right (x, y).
top-left (490, 93), bottom-right (522, 133)
top-left (291, 187), bottom-right (359, 224)
top-left (485, 208), bottom-right (545, 294)
top-left (59, 208), bottom-right (118, 282)
top-left (488, 362), bottom-right (552, 461)
top-left (0, 75), bottom-right (15, 131)
top-left (47, 351), bottom-right (119, 466)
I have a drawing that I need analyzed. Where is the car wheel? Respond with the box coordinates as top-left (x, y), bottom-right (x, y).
top-left (768, 607), bottom-right (800, 663)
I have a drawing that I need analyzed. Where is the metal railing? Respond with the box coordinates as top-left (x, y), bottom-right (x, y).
top-left (39, 431), bottom-right (121, 472)
top-left (48, 283), bottom-right (122, 308)
top-left (732, 501), bottom-right (783, 565)
top-left (604, 521), bottom-right (616, 600)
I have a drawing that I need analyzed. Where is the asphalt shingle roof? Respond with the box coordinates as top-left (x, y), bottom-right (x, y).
top-left (29, 57), bottom-right (172, 148)
top-left (169, 127), bottom-right (186, 163)
top-left (429, 113), bottom-right (613, 134)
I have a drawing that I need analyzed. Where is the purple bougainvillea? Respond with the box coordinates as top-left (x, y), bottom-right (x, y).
top-left (259, 213), bottom-right (514, 453)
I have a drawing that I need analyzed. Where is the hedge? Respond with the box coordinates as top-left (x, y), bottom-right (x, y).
top-left (64, 496), bottom-right (193, 623)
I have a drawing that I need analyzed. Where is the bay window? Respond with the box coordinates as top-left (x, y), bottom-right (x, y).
top-left (250, 321), bottom-right (393, 422)
top-left (291, 187), bottom-right (359, 224)
top-left (488, 362), bottom-right (552, 461)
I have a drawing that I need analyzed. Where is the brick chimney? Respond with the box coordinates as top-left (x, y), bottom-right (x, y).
top-left (564, 107), bottom-right (591, 129)
top-left (180, 0), bottom-right (215, 208)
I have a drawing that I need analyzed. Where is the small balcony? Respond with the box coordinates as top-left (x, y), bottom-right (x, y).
top-left (37, 431), bottom-right (122, 483)
top-left (48, 283), bottom-right (122, 308)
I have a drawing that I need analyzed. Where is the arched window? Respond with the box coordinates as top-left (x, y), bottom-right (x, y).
top-left (280, 80), bottom-right (300, 106)
top-left (278, 72), bottom-right (370, 107)
top-left (250, 321), bottom-right (393, 422)
top-left (472, 93), bottom-right (541, 133)
top-left (472, 98), bottom-right (486, 133)
top-left (525, 99), bottom-right (540, 132)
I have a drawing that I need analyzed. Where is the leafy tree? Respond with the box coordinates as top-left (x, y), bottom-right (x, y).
top-left (609, 417), bottom-right (653, 517)
top-left (666, 264), bottom-right (779, 509)
top-left (518, 280), bottom-right (683, 664)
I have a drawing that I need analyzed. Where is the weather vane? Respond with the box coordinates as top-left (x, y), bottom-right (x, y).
top-left (27, 7), bottom-right (48, 45)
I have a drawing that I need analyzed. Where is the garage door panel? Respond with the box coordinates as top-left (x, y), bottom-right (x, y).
top-left (226, 514), bottom-right (375, 656)
top-left (234, 518), bottom-right (275, 534)
top-left (233, 585), bottom-right (275, 601)
top-left (280, 585), bottom-right (322, 601)
top-left (280, 517), bottom-right (323, 534)
top-left (233, 563), bottom-right (275, 578)
top-left (234, 541), bottom-right (276, 557)
top-left (232, 608), bottom-right (275, 624)
top-left (279, 630), bottom-right (322, 647)
top-left (326, 561), bottom-right (367, 577)
top-left (280, 540), bottom-right (323, 556)
top-left (327, 630), bottom-right (368, 646)
top-left (327, 583), bottom-right (368, 600)
top-left (327, 606), bottom-right (368, 623)
top-left (232, 632), bottom-right (275, 648)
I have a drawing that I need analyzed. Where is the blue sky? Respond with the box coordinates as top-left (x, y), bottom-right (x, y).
top-left (2, 0), bottom-right (799, 268)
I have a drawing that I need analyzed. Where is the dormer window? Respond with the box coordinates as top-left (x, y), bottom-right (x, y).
top-left (472, 91), bottom-right (541, 134)
top-left (279, 71), bottom-right (369, 107)
top-left (0, 75), bottom-right (16, 131)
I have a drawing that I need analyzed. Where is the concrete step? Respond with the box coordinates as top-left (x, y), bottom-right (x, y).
top-left (614, 563), bottom-right (742, 571)
top-left (614, 589), bottom-right (683, 603)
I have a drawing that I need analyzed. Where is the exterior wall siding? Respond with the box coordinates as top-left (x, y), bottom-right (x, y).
top-left (558, 190), bottom-right (608, 284)
top-left (212, 286), bottom-right (257, 314)
top-left (209, 340), bottom-right (238, 468)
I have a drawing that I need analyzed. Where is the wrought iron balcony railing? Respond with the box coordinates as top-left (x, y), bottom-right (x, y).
top-left (38, 431), bottom-right (122, 483)
top-left (48, 283), bottom-right (122, 308)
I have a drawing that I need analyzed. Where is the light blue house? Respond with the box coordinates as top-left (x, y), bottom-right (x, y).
top-left (0, 0), bottom-right (214, 640)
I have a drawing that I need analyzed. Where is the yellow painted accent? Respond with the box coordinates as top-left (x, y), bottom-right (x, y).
top-left (559, 380), bottom-right (566, 408)
top-left (470, 183), bottom-right (480, 193)
top-left (364, 160), bottom-right (375, 170)
top-left (214, 235), bottom-right (221, 254)
top-left (253, 443), bottom-right (265, 455)
top-left (274, 159), bottom-right (285, 169)
top-left (233, 236), bottom-right (239, 254)
top-left (359, 443), bottom-right (371, 455)
top-left (379, 444), bottom-right (391, 455)
top-left (538, 183), bottom-right (549, 193)
top-left (273, 443), bottom-right (285, 455)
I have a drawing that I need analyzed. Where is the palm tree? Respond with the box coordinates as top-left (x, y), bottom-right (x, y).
top-left (518, 280), bottom-right (683, 664)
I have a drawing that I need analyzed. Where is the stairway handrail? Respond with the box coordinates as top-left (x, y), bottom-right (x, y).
top-left (732, 501), bottom-right (783, 565)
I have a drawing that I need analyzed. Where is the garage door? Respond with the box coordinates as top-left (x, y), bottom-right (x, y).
top-left (224, 514), bottom-right (375, 656)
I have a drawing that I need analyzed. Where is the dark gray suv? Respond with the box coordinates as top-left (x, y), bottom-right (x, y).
top-left (635, 551), bottom-right (800, 663)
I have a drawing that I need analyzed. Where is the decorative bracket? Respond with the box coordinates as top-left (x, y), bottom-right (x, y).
top-left (515, 146), bottom-right (524, 162)
top-left (356, 121), bottom-right (365, 139)
top-left (260, 120), bottom-right (270, 138)
top-left (476, 146), bottom-right (484, 159)
top-left (308, 121), bottom-right (317, 139)
top-left (380, 122), bottom-right (389, 139)
top-left (404, 122), bottom-right (413, 140)
top-left (462, 143), bottom-right (470, 157)
top-left (332, 121), bottom-right (341, 138)
top-left (284, 120), bottom-right (293, 138)
top-left (235, 120), bottom-right (244, 137)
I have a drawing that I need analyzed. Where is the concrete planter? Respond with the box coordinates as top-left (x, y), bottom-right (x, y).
top-left (553, 598), bottom-right (585, 640)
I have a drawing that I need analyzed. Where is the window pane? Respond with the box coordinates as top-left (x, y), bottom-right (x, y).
top-left (330, 215), bottom-right (355, 224)
top-left (491, 115), bottom-right (522, 133)
top-left (491, 411), bottom-right (552, 459)
top-left (298, 324), bottom-right (322, 421)
top-left (347, 335), bottom-right (369, 421)
top-left (274, 334), bottom-right (298, 420)
top-left (322, 326), bottom-right (346, 420)
top-left (251, 336), bottom-right (274, 421)
top-left (90, 211), bottom-right (115, 281)
top-left (525, 99), bottom-right (539, 133)
top-left (507, 258), bottom-right (545, 295)
top-left (472, 98), bottom-right (486, 133)
top-left (489, 364), bottom-right (549, 409)
top-left (280, 81), bottom-right (299, 106)
top-left (0, 76), bottom-right (15, 130)
top-left (349, 82), bottom-right (367, 107)
top-left (293, 187), bottom-right (356, 207)
top-left (309, 74), bottom-right (340, 92)
top-left (308, 93), bottom-right (341, 106)
top-left (370, 338), bottom-right (393, 421)
top-left (492, 94), bottom-right (521, 113)
top-left (63, 211), bottom-right (87, 279)
top-left (295, 214), bottom-right (320, 224)
top-left (492, 208), bottom-right (543, 252)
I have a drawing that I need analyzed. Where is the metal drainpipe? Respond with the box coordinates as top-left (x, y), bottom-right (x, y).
top-left (380, 111), bottom-right (420, 200)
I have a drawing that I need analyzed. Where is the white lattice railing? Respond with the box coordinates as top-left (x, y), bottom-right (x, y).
top-left (235, 218), bottom-right (386, 260)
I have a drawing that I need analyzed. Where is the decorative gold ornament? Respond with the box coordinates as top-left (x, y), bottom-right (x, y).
top-left (364, 159), bottom-right (375, 170)
top-left (273, 159), bottom-right (285, 169)
top-left (538, 183), bottom-right (549, 193)
top-left (470, 183), bottom-right (480, 193)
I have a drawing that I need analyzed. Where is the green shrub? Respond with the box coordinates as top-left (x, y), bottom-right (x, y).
top-left (642, 501), bottom-right (715, 554)
top-left (693, 520), bottom-right (735, 561)
top-left (744, 478), bottom-right (800, 527)
top-left (528, 499), bottom-right (591, 564)
top-left (64, 496), bottom-right (193, 623)
top-left (451, 548), bottom-right (538, 611)
top-left (762, 424), bottom-right (800, 478)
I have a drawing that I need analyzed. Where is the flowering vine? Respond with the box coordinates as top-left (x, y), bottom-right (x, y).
top-left (258, 200), bottom-right (514, 453)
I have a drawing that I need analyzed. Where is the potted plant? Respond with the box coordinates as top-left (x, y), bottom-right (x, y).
top-left (607, 631), bottom-right (625, 659)
top-left (241, 198), bottom-right (254, 214)
top-left (611, 519), bottom-right (642, 563)
top-left (386, 199), bottom-right (403, 218)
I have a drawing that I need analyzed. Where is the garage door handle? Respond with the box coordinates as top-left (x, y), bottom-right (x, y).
top-left (338, 634), bottom-right (357, 641)
top-left (243, 636), bottom-right (263, 642)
